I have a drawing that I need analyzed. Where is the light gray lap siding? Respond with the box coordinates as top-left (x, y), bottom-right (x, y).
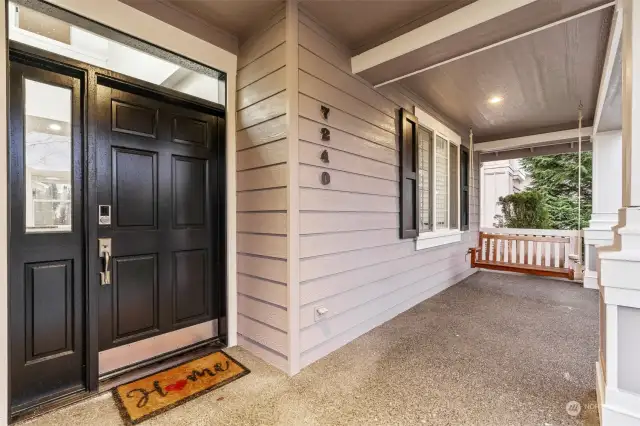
top-left (296, 11), bottom-right (480, 368)
top-left (235, 10), bottom-right (289, 371)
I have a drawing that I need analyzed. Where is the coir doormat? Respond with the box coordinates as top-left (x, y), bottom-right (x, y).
top-left (113, 351), bottom-right (250, 424)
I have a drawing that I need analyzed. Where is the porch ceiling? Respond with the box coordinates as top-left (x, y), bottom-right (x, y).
top-left (400, 6), bottom-right (612, 142)
top-left (120, 0), bottom-right (285, 53)
top-left (299, 0), bottom-right (475, 54)
top-left (161, 0), bottom-right (284, 44)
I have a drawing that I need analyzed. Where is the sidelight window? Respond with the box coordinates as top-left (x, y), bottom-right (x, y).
top-left (24, 79), bottom-right (73, 233)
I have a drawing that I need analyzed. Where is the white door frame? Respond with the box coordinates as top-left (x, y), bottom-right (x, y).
top-left (0, 1), bottom-right (238, 423)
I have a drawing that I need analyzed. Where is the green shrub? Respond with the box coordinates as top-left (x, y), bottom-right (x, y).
top-left (496, 191), bottom-right (550, 229)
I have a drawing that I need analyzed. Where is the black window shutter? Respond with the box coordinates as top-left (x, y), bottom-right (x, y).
top-left (399, 108), bottom-right (419, 239)
top-left (460, 145), bottom-right (470, 231)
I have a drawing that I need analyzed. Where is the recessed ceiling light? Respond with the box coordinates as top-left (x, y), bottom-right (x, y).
top-left (488, 96), bottom-right (503, 105)
top-left (48, 123), bottom-right (62, 131)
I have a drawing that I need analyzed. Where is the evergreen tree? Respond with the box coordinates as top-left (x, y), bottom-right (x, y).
top-left (520, 152), bottom-right (592, 230)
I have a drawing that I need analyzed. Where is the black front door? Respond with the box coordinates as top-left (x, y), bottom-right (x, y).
top-left (9, 49), bottom-right (226, 414)
top-left (96, 77), bottom-right (223, 351)
top-left (9, 61), bottom-right (85, 411)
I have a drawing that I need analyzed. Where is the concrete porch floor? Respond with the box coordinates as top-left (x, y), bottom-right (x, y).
top-left (23, 271), bottom-right (600, 426)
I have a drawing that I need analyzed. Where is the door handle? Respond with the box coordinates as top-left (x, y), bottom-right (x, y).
top-left (99, 238), bottom-right (112, 285)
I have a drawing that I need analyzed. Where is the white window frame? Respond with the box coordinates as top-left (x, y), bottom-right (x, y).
top-left (414, 107), bottom-right (462, 250)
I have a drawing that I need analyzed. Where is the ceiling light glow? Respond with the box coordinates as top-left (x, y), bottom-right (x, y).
top-left (48, 123), bottom-right (62, 131)
top-left (488, 96), bottom-right (503, 105)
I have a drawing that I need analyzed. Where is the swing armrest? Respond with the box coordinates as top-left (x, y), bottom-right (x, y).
top-left (466, 247), bottom-right (481, 267)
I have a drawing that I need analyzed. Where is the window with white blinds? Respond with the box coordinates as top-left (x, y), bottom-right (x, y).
top-left (415, 114), bottom-right (461, 241)
top-left (435, 135), bottom-right (449, 230)
top-left (418, 127), bottom-right (432, 232)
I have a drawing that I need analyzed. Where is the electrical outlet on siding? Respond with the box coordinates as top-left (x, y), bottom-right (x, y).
top-left (314, 306), bottom-right (329, 322)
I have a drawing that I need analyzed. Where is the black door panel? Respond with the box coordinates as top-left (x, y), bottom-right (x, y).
top-left (9, 62), bottom-right (85, 410)
top-left (96, 80), bottom-right (220, 351)
top-left (8, 54), bottom-right (225, 413)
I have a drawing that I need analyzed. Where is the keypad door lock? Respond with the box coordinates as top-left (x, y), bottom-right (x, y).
top-left (99, 205), bottom-right (111, 226)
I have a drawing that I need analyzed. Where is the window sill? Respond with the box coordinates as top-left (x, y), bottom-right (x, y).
top-left (415, 230), bottom-right (463, 251)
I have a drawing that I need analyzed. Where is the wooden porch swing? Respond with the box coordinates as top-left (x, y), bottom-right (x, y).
top-left (467, 231), bottom-right (576, 280)
top-left (467, 103), bottom-right (584, 281)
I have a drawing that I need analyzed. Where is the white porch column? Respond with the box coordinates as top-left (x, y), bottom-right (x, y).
top-left (597, 1), bottom-right (640, 425)
top-left (583, 131), bottom-right (622, 289)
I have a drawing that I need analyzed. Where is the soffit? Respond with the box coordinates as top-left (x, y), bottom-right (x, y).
top-left (163, 0), bottom-right (285, 44)
top-left (399, 7), bottom-right (612, 141)
top-left (121, 0), bottom-right (285, 53)
top-left (358, 0), bottom-right (613, 86)
top-left (299, 0), bottom-right (475, 54)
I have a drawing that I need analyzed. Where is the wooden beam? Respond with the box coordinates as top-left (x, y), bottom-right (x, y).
top-left (474, 127), bottom-right (593, 152)
top-left (368, 1), bottom-right (615, 88)
top-left (351, 0), bottom-right (537, 74)
top-left (593, 5), bottom-right (622, 135)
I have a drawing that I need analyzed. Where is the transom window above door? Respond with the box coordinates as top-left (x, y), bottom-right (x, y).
top-left (8, 2), bottom-right (224, 105)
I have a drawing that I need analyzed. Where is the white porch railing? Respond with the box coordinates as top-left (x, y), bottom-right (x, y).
top-left (479, 228), bottom-right (584, 280)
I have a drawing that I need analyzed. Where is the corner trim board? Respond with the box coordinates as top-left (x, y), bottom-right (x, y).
top-left (285, 0), bottom-right (301, 376)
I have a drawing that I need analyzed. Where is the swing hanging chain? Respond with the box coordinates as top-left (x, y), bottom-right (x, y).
top-left (577, 101), bottom-right (583, 269)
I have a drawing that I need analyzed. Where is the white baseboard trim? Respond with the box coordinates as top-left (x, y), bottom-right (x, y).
top-left (597, 362), bottom-right (640, 426)
top-left (584, 275), bottom-right (599, 289)
top-left (597, 362), bottom-right (605, 426)
top-left (602, 403), bottom-right (640, 426)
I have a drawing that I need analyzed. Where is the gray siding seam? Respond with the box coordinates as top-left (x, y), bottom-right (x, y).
top-left (239, 293), bottom-right (289, 312)
top-left (236, 113), bottom-right (286, 132)
top-left (237, 43), bottom-right (286, 78)
top-left (238, 312), bottom-right (288, 334)
top-left (237, 272), bottom-right (288, 286)
top-left (299, 140), bottom-right (398, 167)
top-left (238, 333), bottom-right (289, 360)
top-left (237, 89), bottom-right (286, 113)
top-left (299, 117), bottom-right (399, 152)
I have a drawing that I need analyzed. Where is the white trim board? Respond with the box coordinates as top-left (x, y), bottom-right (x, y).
top-left (51, 0), bottom-right (239, 347)
top-left (0, 4), bottom-right (8, 425)
top-left (416, 231), bottom-right (463, 250)
top-left (475, 127), bottom-right (593, 153)
top-left (351, 0), bottom-right (536, 74)
top-left (593, 4), bottom-right (622, 135)
top-left (370, 1), bottom-right (615, 87)
top-left (0, 3), bottom-right (239, 423)
top-left (285, 0), bottom-right (301, 376)
top-left (415, 107), bottom-right (461, 144)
